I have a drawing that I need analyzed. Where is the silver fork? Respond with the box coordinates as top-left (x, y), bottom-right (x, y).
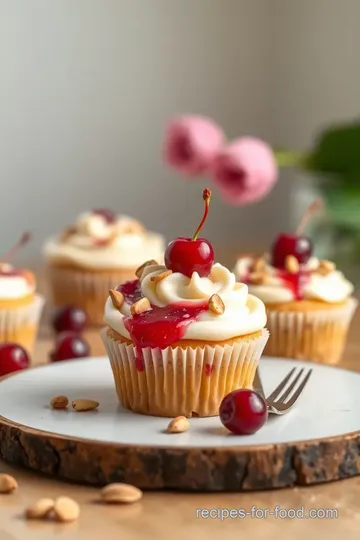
top-left (253, 367), bottom-right (312, 415)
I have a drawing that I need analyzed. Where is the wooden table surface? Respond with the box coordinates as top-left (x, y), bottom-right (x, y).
top-left (1, 306), bottom-right (360, 540)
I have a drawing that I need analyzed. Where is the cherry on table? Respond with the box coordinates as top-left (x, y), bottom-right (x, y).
top-left (271, 233), bottom-right (312, 268)
top-left (0, 343), bottom-right (30, 376)
top-left (165, 188), bottom-right (214, 278)
top-left (219, 389), bottom-right (268, 435)
top-left (50, 333), bottom-right (90, 362)
top-left (52, 306), bottom-right (87, 334)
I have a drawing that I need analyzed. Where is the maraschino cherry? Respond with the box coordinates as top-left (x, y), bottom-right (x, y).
top-left (92, 208), bottom-right (116, 224)
top-left (52, 306), bottom-right (87, 334)
top-left (0, 343), bottom-right (30, 376)
top-left (50, 333), bottom-right (90, 362)
top-left (271, 199), bottom-right (322, 268)
top-left (219, 389), bottom-right (268, 435)
top-left (165, 188), bottom-right (214, 278)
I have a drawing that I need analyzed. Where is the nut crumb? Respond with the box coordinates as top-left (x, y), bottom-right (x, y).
top-left (167, 416), bottom-right (189, 433)
top-left (150, 270), bottom-right (172, 283)
top-left (50, 395), bottom-right (69, 410)
top-left (135, 259), bottom-right (158, 278)
top-left (208, 294), bottom-right (225, 315)
top-left (109, 289), bottom-right (124, 310)
top-left (285, 255), bottom-right (299, 274)
top-left (130, 297), bottom-right (151, 315)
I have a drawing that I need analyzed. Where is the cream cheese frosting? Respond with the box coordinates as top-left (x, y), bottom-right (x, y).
top-left (104, 262), bottom-right (267, 342)
top-left (43, 211), bottom-right (165, 270)
top-left (0, 264), bottom-right (35, 299)
top-left (234, 256), bottom-right (354, 304)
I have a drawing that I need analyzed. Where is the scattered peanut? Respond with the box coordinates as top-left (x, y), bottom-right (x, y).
top-left (285, 255), bottom-right (299, 274)
top-left (150, 270), bottom-right (173, 283)
top-left (135, 259), bottom-right (158, 278)
top-left (208, 294), bottom-right (225, 315)
top-left (101, 483), bottom-right (143, 504)
top-left (50, 395), bottom-right (69, 410)
top-left (25, 498), bottom-right (54, 519)
top-left (167, 416), bottom-right (189, 433)
top-left (72, 399), bottom-right (99, 412)
top-left (130, 297), bottom-right (151, 315)
top-left (54, 496), bottom-right (80, 522)
top-left (0, 474), bottom-right (18, 494)
top-left (109, 289), bottom-right (124, 310)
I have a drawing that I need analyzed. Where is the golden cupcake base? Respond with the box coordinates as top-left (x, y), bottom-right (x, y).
top-left (101, 327), bottom-right (269, 418)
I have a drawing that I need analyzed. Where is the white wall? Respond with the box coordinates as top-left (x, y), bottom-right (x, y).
top-left (1, 0), bottom-right (360, 266)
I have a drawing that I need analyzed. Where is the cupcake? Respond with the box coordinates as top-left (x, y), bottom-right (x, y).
top-left (234, 204), bottom-right (357, 365)
top-left (101, 190), bottom-right (269, 417)
top-left (0, 233), bottom-right (44, 354)
top-left (43, 209), bottom-right (165, 326)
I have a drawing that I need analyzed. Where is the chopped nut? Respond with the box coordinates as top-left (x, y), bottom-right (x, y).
top-left (253, 257), bottom-right (266, 273)
top-left (59, 226), bottom-right (76, 242)
top-left (0, 474), bottom-right (18, 493)
top-left (135, 259), bottom-right (158, 278)
top-left (167, 416), bottom-right (190, 433)
top-left (72, 399), bottom-right (99, 412)
top-left (150, 270), bottom-right (172, 283)
top-left (54, 497), bottom-right (80, 522)
top-left (248, 272), bottom-right (266, 285)
top-left (130, 297), bottom-right (151, 315)
top-left (208, 294), bottom-right (225, 315)
top-left (319, 259), bottom-right (336, 273)
top-left (25, 498), bottom-right (54, 519)
top-left (50, 395), bottom-right (69, 409)
top-left (109, 289), bottom-right (124, 310)
top-left (285, 255), bottom-right (299, 274)
top-left (101, 483), bottom-right (143, 504)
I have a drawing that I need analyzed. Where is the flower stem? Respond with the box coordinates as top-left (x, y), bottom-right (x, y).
top-left (274, 150), bottom-right (308, 168)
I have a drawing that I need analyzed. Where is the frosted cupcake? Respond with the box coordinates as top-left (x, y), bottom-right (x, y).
top-left (43, 209), bottom-right (165, 326)
top-left (0, 234), bottom-right (44, 354)
top-left (102, 190), bottom-right (269, 417)
top-left (234, 202), bottom-right (357, 365)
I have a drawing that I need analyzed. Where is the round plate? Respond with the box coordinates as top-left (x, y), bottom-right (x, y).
top-left (1, 356), bottom-right (360, 491)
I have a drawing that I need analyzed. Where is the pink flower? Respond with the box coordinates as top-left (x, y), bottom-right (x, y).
top-left (163, 115), bottom-right (224, 176)
top-left (211, 137), bottom-right (278, 205)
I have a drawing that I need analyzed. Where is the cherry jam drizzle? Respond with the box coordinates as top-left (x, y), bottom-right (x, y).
top-left (241, 261), bottom-right (310, 301)
top-left (117, 279), bottom-right (209, 371)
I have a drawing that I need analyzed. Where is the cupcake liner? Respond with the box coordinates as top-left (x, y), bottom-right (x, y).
top-left (47, 265), bottom-right (137, 326)
top-left (101, 328), bottom-right (269, 417)
top-left (0, 294), bottom-right (45, 355)
top-left (264, 298), bottom-right (358, 364)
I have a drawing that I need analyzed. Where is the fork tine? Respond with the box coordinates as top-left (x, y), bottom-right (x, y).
top-left (266, 367), bottom-right (297, 403)
top-left (276, 368), bottom-right (304, 403)
top-left (284, 369), bottom-right (313, 408)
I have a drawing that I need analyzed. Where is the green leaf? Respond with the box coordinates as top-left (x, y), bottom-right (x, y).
top-left (321, 183), bottom-right (360, 229)
top-left (308, 122), bottom-right (360, 176)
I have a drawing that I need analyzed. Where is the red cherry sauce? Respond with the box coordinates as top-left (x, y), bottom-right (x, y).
top-left (276, 268), bottom-right (310, 301)
top-left (117, 279), bottom-right (209, 372)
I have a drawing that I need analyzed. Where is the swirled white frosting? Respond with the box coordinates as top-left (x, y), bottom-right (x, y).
top-left (104, 263), bottom-right (267, 342)
top-left (43, 211), bottom-right (165, 270)
top-left (0, 264), bottom-right (35, 299)
top-left (234, 256), bottom-right (354, 304)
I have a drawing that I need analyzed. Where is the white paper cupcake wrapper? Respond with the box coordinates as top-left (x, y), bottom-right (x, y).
top-left (101, 328), bottom-right (269, 417)
top-left (0, 293), bottom-right (45, 354)
top-left (265, 298), bottom-right (358, 364)
top-left (47, 266), bottom-right (136, 325)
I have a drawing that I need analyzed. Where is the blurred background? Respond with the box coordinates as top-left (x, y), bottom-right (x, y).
top-left (1, 0), bottom-right (360, 282)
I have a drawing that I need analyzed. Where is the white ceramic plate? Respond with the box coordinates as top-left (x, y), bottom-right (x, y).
top-left (0, 356), bottom-right (359, 447)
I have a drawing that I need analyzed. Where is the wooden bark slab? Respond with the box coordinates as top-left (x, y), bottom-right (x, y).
top-left (1, 356), bottom-right (360, 491)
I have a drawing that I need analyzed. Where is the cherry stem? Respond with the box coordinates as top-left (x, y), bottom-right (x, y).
top-left (296, 199), bottom-right (323, 236)
top-left (192, 188), bottom-right (212, 241)
top-left (3, 232), bottom-right (31, 262)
